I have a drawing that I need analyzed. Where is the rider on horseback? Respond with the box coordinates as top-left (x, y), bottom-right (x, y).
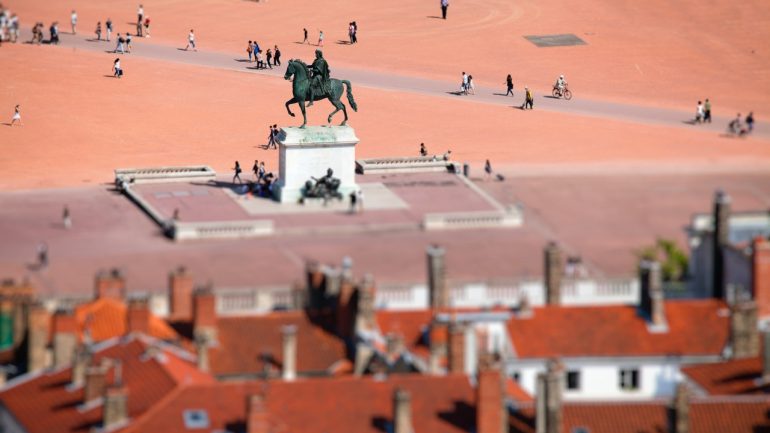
top-left (307, 49), bottom-right (331, 107)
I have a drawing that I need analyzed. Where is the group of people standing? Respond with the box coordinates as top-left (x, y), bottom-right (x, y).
top-left (0, 5), bottom-right (20, 44)
top-left (232, 160), bottom-right (276, 198)
top-left (246, 40), bottom-right (282, 69)
top-left (460, 72), bottom-right (475, 95)
top-left (694, 99), bottom-right (712, 123)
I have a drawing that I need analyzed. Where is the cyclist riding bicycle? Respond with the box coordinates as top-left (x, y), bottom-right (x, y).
top-left (554, 74), bottom-right (566, 91)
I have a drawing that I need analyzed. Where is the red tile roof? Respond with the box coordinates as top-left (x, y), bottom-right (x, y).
top-left (210, 310), bottom-right (348, 377)
top-left (0, 336), bottom-right (212, 433)
top-left (75, 298), bottom-right (179, 342)
top-left (126, 374), bottom-right (476, 433)
top-left (508, 299), bottom-right (730, 358)
top-left (683, 356), bottom-right (769, 395)
top-left (560, 398), bottom-right (770, 433)
top-left (376, 310), bottom-right (433, 356)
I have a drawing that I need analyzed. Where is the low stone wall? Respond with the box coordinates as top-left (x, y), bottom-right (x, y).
top-left (423, 207), bottom-right (523, 230)
top-left (355, 156), bottom-right (456, 174)
top-left (115, 165), bottom-right (216, 185)
top-left (172, 220), bottom-right (274, 241)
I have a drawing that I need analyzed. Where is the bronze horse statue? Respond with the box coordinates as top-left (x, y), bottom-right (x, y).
top-left (284, 59), bottom-right (357, 128)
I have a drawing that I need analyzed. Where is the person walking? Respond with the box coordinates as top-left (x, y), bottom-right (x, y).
top-left (115, 33), bottom-right (125, 53)
top-left (233, 161), bottom-right (243, 184)
top-left (704, 98), bottom-right (712, 123)
top-left (247, 40), bottom-right (253, 62)
top-left (461, 72), bottom-right (468, 94)
top-left (274, 45), bottom-right (281, 66)
top-left (95, 21), bottom-right (102, 41)
top-left (266, 48), bottom-right (273, 68)
top-left (62, 205), bottom-right (72, 229)
top-left (505, 74), bottom-right (514, 96)
top-left (37, 242), bottom-right (48, 269)
top-left (106, 18), bottom-right (112, 41)
top-left (695, 101), bottom-right (704, 123)
top-left (357, 189), bottom-right (364, 213)
top-left (113, 58), bottom-right (123, 78)
top-left (10, 104), bottom-right (21, 126)
top-left (420, 142), bottom-right (427, 156)
top-left (352, 21), bottom-right (358, 43)
top-left (746, 112), bottom-right (755, 133)
top-left (125, 32), bottom-right (132, 53)
top-left (70, 10), bottom-right (77, 34)
top-left (441, 0), bottom-right (449, 19)
top-left (258, 161), bottom-right (266, 180)
top-left (303, 27), bottom-right (308, 44)
top-left (349, 190), bottom-right (357, 213)
top-left (522, 86), bottom-right (534, 109)
top-left (252, 160), bottom-right (260, 180)
top-left (267, 125), bottom-right (276, 148)
top-left (467, 75), bottom-right (475, 95)
top-left (184, 29), bottom-right (196, 51)
top-left (143, 17), bottom-right (150, 37)
top-left (484, 159), bottom-right (493, 180)
top-left (136, 4), bottom-right (144, 36)
top-left (318, 30), bottom-right (324, 47)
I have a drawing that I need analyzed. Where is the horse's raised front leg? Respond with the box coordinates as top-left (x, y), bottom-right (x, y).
top-left (285, 98), bottom-right (296, 117)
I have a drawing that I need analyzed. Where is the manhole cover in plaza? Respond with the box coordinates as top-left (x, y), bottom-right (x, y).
top-left (524, 34), bottom-right (586, 47)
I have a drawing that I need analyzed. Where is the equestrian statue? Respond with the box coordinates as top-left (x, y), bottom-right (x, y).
top-left (284, 50), bottom-right (358, 128)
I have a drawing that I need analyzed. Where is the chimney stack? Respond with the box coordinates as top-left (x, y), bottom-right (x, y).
top-left (323, 267), bottom-right (342, 297)
top-left (305, 261), bottom-right (324, 309)
top-left (354, 275), bottom-right (376, 333)
top-left (193, 286), bottom-right (217, 342)
top-left (639, 260), bottom-right (666, 327)
top-left (712, 190), bottom-right (731, 299)
top-left (281, 325), bottom-right (297, 381)
top-left (752, 237), bottom-right (770, 321)
top-left (544, 242), bottom-right (563, 306)
top-left (336, 274), bottom-right (356, 338)
top-left (673, 383), bottom-right (691, 433)
top-left (476, 358), bottom-right (506, 433)
top-left (71, 344), bottom-right (92, 387)
top-left (393, 388), bottom-right (413, 433)
top-left (103, 384), bottom-right (128, 429)
top-left (84, 363), bottom-right (108, 403)
top-left (536, 359), bottom-right (563, 433)
top-left (195, 335), bottom-right (210, 373)
top-left (247, 394), bottom-right (270, 433)
top-left (169, 267), bottom-right (193, 321)
top-left (126, 297), bottom-right (151, 335)
top-left (26, 303), bottom-right (50, 372)
top-left (52, 308), bottom-right (78, 368)
top-left (448, 322), bottom-right (465, 374)
top-left (427, 245), bottom-right (449, 310)
top-left (763, 331), bottom-right (770, 380)
top-left (730, 300), bottom-right (759, 358)
top-left (95, 268), bottom-right (126, 300)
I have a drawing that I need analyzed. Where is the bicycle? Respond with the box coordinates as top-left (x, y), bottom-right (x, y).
top-left (552, 85), bottom-right (572, 100)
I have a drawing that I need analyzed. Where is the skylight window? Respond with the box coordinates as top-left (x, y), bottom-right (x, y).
top-left (183, 409), bottom-right (210, 429)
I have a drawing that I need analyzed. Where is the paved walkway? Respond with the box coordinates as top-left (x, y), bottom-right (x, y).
top-left (25, 30), bottom-right (769, 139)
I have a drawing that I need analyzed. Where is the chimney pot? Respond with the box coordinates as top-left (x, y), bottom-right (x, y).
top-left (84, 364), bottom-right (108, 403)
top-left (544, 242), bottom-right (563, 306)
top-left (281, 324), bottom-right (297, 381)
top-left (354, 275), bottom-right (377, 333)
top-left (427, 245), bottom-right (449, 310)
top-left (536, 359), bottom-right (563, 433)
top-left (393, 388), bottom-right (413, 433)
top-left (448, 322), bottom-right (466, 374)
top-left (103, 384), bottom-right (128, 428)
top-left (730, 300), bottom-right (759, 358)
top-left (52, 308), bottom-right (78, 368)
top-left (673, 383), bottom-right (691, 433)
top-left (247, 394), bottom-right (270, 433)
top-left (126, 297), bottom-right (151, 335)
top-left (193, 287), bottom-right (217, 342)
top-left (169, 267), bottom-right (193, 321)
top-left (26, 303), bottom-right (50, 372)
top-left (95, 269), bottom-right (126, 300)
top-left (477, 360), bottom-right (506, 433)
top-left (639, 260), bottom-right (666, 327)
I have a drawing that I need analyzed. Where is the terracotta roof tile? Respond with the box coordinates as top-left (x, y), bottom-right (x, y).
top-left (683, 357), bottom-right (769, 395)
top-left (210, 310), bottom-right (347, 377)
top-left (0, 336), bottom-right (211, 433)
top-left (126, 374), bottom-right (475, 433)
top-left (508, 299), bottom-right (729, 358)
top-left (75, 298), bottom-right (179, 342)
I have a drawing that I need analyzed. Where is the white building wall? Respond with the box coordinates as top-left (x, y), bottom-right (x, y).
top-left (507, 358), bottom-right (701, 401)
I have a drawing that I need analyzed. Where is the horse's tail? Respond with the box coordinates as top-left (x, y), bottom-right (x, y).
top-left (342, 80), bottom-right (358, 112)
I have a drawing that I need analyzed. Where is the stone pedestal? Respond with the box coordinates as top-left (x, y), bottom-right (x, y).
top-left (273, 126), bottom-right (359, 203)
